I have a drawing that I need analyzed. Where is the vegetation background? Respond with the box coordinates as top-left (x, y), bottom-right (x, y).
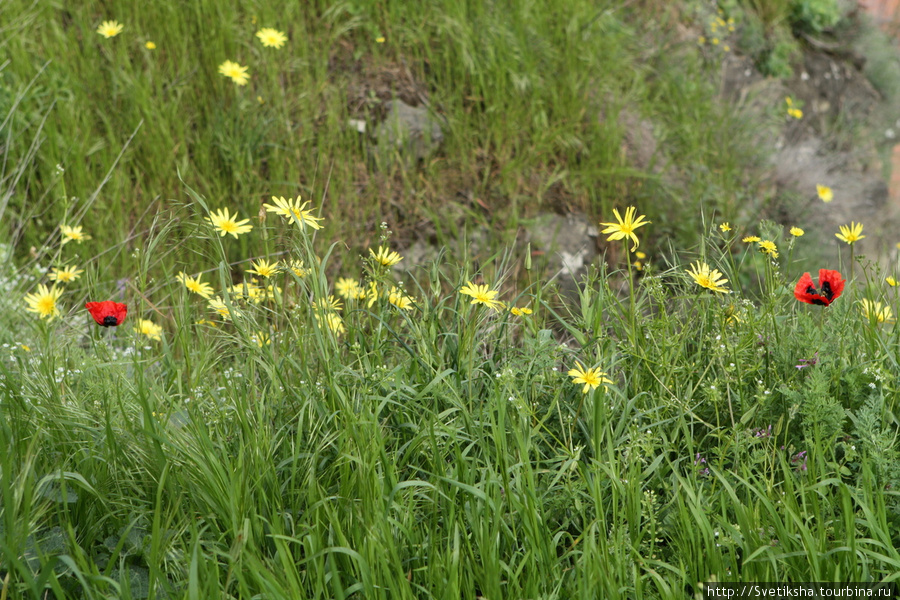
top-left (1, 0), bottom-right (900, 598)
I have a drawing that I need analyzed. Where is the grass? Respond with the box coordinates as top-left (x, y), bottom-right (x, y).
top-left (2, 0), bottom-right (900, 598)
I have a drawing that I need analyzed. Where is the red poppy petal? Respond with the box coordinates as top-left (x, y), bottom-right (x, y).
top-left (86, 301), bottom-right (128, 327)
top-left (818, 269), bottom-right (845, 302)
top-left (794, 272), bottom-right (816, 304)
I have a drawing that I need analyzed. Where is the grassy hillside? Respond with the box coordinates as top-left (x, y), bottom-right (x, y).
top-left (2, 0), bottom-right (900, 598)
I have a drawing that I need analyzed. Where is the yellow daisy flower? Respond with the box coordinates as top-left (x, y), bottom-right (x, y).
top-left (816, 185), bottom-right (833, 203)
top-left (247, 258), bottom-right (280, 278)
top-left (370, 246), bottom-right (403, 267)
top-left (256, 28), bottom-right (287, 48)
top-left (96, 20), bottom-right (124, 38)
top-left (836, 222), bottom-right (865, 245)
top-left (207, 207), bottom-right (253, 238)
top-left (686, 261), bottom-right (730, 293)
top-left (790, 227), bottom-right (804, 237)
top-left (48, 265), bottom-right (84, 283)
top-left (742, 236), bottom-right (760, 243)
top-left (719, 223), bottom-right (732, 232)
top-left (388, 287), bottom-right (414, 310)
top-left (60, 224), bottom-right (91, 244)
top-left (336, 277), bottom-right (364, 299)
top-left (599, 206), bottom-right (650, 252)
top-left (135, 319), bottom-right (163, 341)
top-left (860, 300), bottom-right (895, 324)
top-left (459, 281), bottom-right (503, 311)
top-left (567, 361), bottom-right (613, 394)
top-left (218, 60), bottom-right (250, 86)
top-left (176, 272), bottom-right (214, 298)
top-left (262, 196), bottom-right (323, 229)
top-left (145, 41), bottom-right (156, 50)
top-left (24, 284), bottom-right (63, 320)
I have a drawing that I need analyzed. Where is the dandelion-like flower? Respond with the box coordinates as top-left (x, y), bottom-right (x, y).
top-left (145, 41), bottom-right (156, 49)
top-left (367, 282), bottom-right (379, 308)
top-left (60, 224), bottom-right (91, 244)
top-left (96, 20), bottom-right (124, 38)
top-left (25, 284), bottom-right (63, 320)
top-left (312, 295), bottom-right (343, 312)
top-left (176, 272), bottom-right (214, 298)
top-left (336, 277), bottom-right (364, 299)
top-left (599, 206), bottom-right (650, 252)
top-left (686, 261), bottom-right (730, 293)
top-left (207, 207), bottom-right (253, 238)
top-left (785, 97), bottom-right (803, 119)
top-left (887, 277), bottom-right (897, 287)
top-left (285, 259), bottom-right (309, 278)
top-left (263, 196), bottom-right (323, 229)
top-left (388, 287), bottom-right (414, 310)
top-left (719, 223), bottom-right (732, 233)
top-left (790, 227), bottom-right (804, 237)
top-left (816, 185), bottom-right (833, 203)
top-left (836, 222), bottom-right (865, 245)
top-left (218, 60), bottom-right (250, 86)
top-left (48, 265), bottom-right (84, 283)
top-left (460, 281), bottom-right (503, 311)
top-left (135, 319), bottom-right (163, 341)
top-left (251, 331), bottom-right (272, 347)
top-left (741, 235), bottom-right (760, 243)
top-left (758, 240), bottom-right (778, 258)
top-left (247, 258), bottom-right (280, 278)
top-left (510, 306), bottom-right (533, 316)
top-left (370, 246), bottom-right (403, 267)
top-left (860, 300), bottom-right (895, 324)
top-left (567, 361), bottom-right (613, 394)
top-left (208, 296), bottom-right (235, 320)
top-left (256, 28), bottom-right (287, 48)
top-left (315, 312), bottom-right (346, 336)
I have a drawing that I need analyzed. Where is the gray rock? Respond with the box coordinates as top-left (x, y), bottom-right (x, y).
top-left (374, 100), bottom-right (444, 167)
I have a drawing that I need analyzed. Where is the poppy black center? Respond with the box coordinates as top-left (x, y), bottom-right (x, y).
top-left (821, 281), bottom-right (833, 300)
top-left (102, 315), bottom-right (119, 327)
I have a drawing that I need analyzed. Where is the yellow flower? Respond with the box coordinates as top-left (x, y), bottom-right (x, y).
top-left (567, 361), bottom-right (613, 394)
top-left (510, 306), bottom-right (532, 316)
top-left (312, 295), bottom-right (343, 312)
top-left (790, 227), bottom-right (804, 237)
top-left (686, 261), bottom-right (730, 293)
top-left (315, 312), bottom-right (345, 336)
top-left (376, 35), bottom-right (386, 43)
top-left (698, 36), bottom-right (706, 44)
top-left (60, 224), bottom-right (91, 244)
top-left (886, 277), bottom-right (897, 287)
top-left (742, 236), bottom-right (760, 243)
top-left (370, 246), bottom-right (403, 267)
top-left (817, 185), bottom-right (833, 203)
top-left (599, 206), bottom-right (650, 252)
top-left (285, 259), bottom-right (309, 278)
top-left (459, 281), bottom-right (503, 311)
top-left (388, 287), bottom-right (414, 310)
top-left (208, 296), bottom-right (235, 320)
top-left (786, 97), bottom-right (803, 119)
top-left (218, 60), bottom-right (250, 86)
top-left (719, 223), bottom-right (732, 232)
top-left (48, 265), bottom-right (84, 283)
top-left (145, 41), bottom-right (156, 50)
top-left (367, 281), bottom-right (380, 308)
top-left (247, 258), bottom-right (280, 278)
top-left (251, 331), bottom-right (272, 347)
top-left (860, 300), bottom-right (895, 324)
top-left (836, 222), bottom-right (865, 245)
top-left (255, 28), bottom-right (287, 48)
top-left (24, 284), bottom-right (63, 320)
top-left (207, 207), bottom-right (253, 238)
top-left (758, 240), bottom-right (778, 258)
top-left (176, 272), bottom-right (214, 299)
top-left (96, 20), bottom-right (124, 38)
top-left (336, 277), bottom-right (364, 299)
top-left (263, 196), bottom-right (323, 229)
top-left (135, 319), bottom-right (163, 341)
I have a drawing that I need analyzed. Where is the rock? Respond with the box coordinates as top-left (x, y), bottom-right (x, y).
top-left (526, 213), bottom-right (599, 299)
top-left (374, 99), bottom-right (444, 167)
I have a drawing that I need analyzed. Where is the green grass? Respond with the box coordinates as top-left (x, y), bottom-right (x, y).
top-left (2, 0), bottom-right (900, 598)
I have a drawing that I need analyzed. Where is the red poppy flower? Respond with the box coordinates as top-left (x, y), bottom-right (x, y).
top-left (794, 269), bottom-right (845, 306)
top-left (85, 301), bottom-right (128, 326)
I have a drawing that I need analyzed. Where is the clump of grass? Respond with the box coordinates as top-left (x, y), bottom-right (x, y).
top-left (2, 194), bottom-right (900, 597)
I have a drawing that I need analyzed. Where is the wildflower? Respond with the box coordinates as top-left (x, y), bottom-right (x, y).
top-left (209, 297), bottom-right (235, 320)
top-left (860, 300), bottom-right (895, 324)
top-left (567, 361), bottom-right (613, 394)
top-left (791, 450), bottom-right (807, 472)
top-left (836, 222), bottom-right (865, 245)
top-left (255, 28), bottom-right (287, 48)
top-left (460, 280), bottom-right (503, 311)
top-left (60, 224), bottom-right (91, 244)
top-left (145, 41), bottom-right (156, 49)
top-left (285, 259), bottom-right (308, 278)
top-left (336, 277), bottom-right (364, 299)
top-left (510, 306), bottom-right (533, 316)
top-left (724, 303), bottom-right (741, 324)
top-left (796, 353), bottom-right (818, 370)
top-left (135, 319), bottom-right (162, 341)
top-left (263, 196), bottom-right (323, 229)
top-left (794, 269), bottom-right (844, 306)
top-left (816, 185), bottom-right (833, 203)
top-left (218, 60), bottom-right (250, 86)
top-left (315, 312), bottom-right (345, 336)
top-left (742, 236), bottom-right (760, 243)
top-left (366, 281), bottom-right (380, 308)
top-left (25, 285), bottom-right (63, 320)
top-left (388, 287), bottom-right (414, 310)
top-left (758, 240), bottom-right (778, 258)
top-left (247, 258), bottom-right (279, 278)
top-left (312, 295), bottom-right (343, 312)
top-left (719, 223), bottom-right (732, 232)
top-left (176, 272), bottom-right (214, 299)
top-left (85, 300), bottom-right (127, 327)
top-left (251, 331), bottom-right (271, 347)
top-left (370, 246), bottom-right (403, 267)
top-left (96, 20), bottom-right (124, 38)
top-left (698, 36), bottom-right (706, 44)
top-left (599, 206), bottom-right (650, 252)
top-left (887, 276), bottom-right (897, 287)
top-left (752, 425), bottom-right (773, 438)
top-left (785, 97), bottom-right (803, 119)
top-left (375, 35), bottom-right (386, 43)
top-left (207, 207), bottom-right (253, 238)
top-left (48, 265), bottom-right (84, 283)
top-left (686, 261), bottom-right (730, 293)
